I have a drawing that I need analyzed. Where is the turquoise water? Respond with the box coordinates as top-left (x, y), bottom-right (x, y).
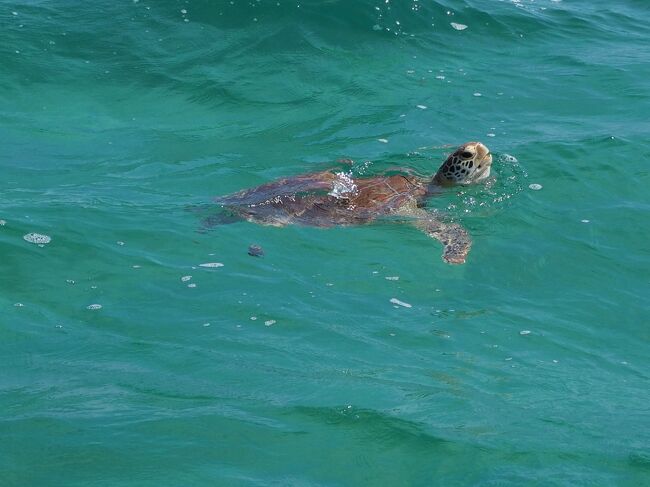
top-left (2, 0), bottom-right (649, 485)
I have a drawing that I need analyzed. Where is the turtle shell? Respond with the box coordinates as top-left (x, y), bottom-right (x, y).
top-left (215, 171), bottom-right (427, 227)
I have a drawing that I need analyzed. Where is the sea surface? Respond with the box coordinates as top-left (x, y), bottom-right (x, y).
top-left (1, 1), bottom-right (649, 485)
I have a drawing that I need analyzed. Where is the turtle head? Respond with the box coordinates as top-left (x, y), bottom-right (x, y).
top-left (433, 142), bottom-right (493, 186)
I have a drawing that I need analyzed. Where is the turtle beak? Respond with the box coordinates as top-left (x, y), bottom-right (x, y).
top-left (477, 143), bottom-right (492, 167)
top-left (473, 143), bottom-right (493, 181)
top-left (476, 142), bottom-right (491, 162)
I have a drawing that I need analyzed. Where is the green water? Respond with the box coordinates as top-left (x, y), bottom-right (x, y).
top-left (2, 1), bottom-right (649, 485)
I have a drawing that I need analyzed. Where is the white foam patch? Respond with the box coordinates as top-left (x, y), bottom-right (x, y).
top-left (23, 233), bottom-right (51, 245)
top-left (181, 275), bottom-right (192, 282)
top-left (529, 183), bottom-right (542, 191)
top-left (328, 172), bottom-right (358, 199)
top-left (87, 304), bottom-right (102, 310)
top-left (390, 298), bottom-right (412, 308)
top-left (451, 22), bottom-right (468, 30)
top-left (264, 320), bottom-right (276, 327)
top-left (199, 262), bottom-right (224, 268)
top-left (385, 276), bottom-right (400, 281)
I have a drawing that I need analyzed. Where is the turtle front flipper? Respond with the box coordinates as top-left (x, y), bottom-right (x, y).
top-left (413, 217), bottom-right (472, 265)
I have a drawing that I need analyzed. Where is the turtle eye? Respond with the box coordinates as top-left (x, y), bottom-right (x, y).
top-left (460, 151), bottom-right (473, 159)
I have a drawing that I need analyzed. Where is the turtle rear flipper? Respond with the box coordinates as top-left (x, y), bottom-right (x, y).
top-left (200, 210), bottom-right (242, 230)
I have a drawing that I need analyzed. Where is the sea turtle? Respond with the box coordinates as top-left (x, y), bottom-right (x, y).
top-left (212, 142), bottom-right (493, 264)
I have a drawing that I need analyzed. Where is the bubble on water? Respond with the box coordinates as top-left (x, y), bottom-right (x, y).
top-left (202, 322), bottom-right (210, 327)
top-left (264, 319), bottom-right (276, 327)
top-left (181, 275), bottom-right (192, 282)
top-left (487, 133), bottom-right (496, 137)
top-left (529, 183), bottom-right (542, 191)
top-left (87, 304), bottom-right (102, 310)
top-left (250, 316), bottom-right (258, 321)
top-left (390, 298), bottom-right (412, 308)
top-left (435, 75), bottom-right (445, 80)
top-left (14, 303), bottom-right (24, 307)
top-left (187, 283), bottom-right (197, 288)
top-left (199, 262), bottom-right (224, 268)
top-left (377, 138), bottom-right (388, 143)
top-left (385, 276), bottom-right (400, 281)
top-left (0, 220), bottom-right (6, 226)
top-left (66, 279), bottom-right (75, 284)
top-left (416, 104), bottom-right (427, 109)
top-left (450, 22), bottom-right (468, 31)
top-left (519, 330), bottom-right (531, 335)
top-left (500, 154), bottom-right (518, 163)
top-left (116, 241), bottom-right (125, 246)
top-left (372, 24), bottom-right (382, 31)
top-left (132, 265), bottom-right (141, 269)
top-left (473, 92), bottom-right (482, 97)
top-left (581, 219), bottom-right (590, 223)
top-left (180, 9), bottom-right (187, 14)
top-left (23, 233), bottom-right (51, 245)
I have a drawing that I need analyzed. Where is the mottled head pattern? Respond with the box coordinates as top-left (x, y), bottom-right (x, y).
top-left (434, 142), bottom-right (493, 186)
